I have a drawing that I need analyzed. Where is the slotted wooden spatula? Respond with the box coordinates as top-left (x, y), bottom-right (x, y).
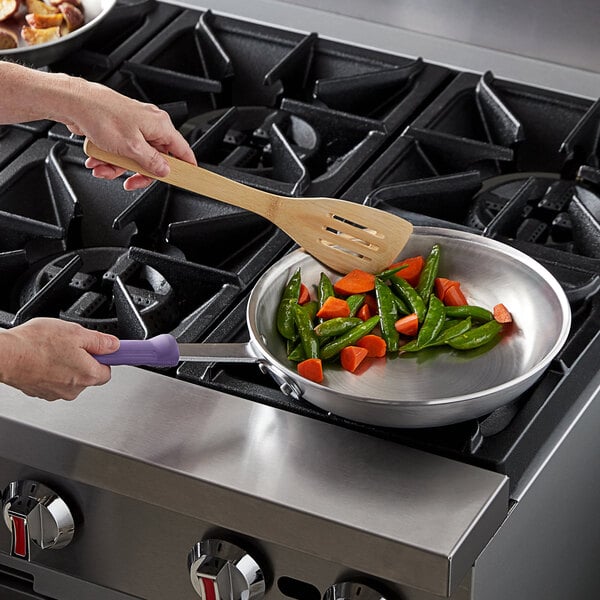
top-left (84, 140), bottom-right (412, 273)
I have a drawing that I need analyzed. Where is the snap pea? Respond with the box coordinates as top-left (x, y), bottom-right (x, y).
top-left (317, 272), bottom-right (335, 310)
top-left (346, 294), bottom-right (365, 316)
top-left (428, 317), bottom-right (472, 346)
top-left (287, 342), bottom-right (306, 362)
top-left (416, 295), bottom-right (446, 348)
top-left (391, 292), bottom-right (410, 315)
top-left (277, 269), bottom-right (302, 340)
top-left (444, 305), bottom-right (493, 322)
top-left (416, 243), bottom-right (440, 301)
top-left (389, 274), bottom-right (426, 322)
top-left (376, 264), bottom-right (407, 280)
top-left (447, 320), bottom-right (503, 350)
top-left (314, 317), bottom-right (362, 337)
top-left (303, 300), bottom-right (319, 322)
top-left (292, 303), bottom-right (319, 359)
top-left (320, 315), bottom-right (380, 360)
top-left (375, 278), bottom-right (399, 352)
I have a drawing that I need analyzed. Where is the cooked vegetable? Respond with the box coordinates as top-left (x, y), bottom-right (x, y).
top-left (402, 317), bottom-right (473, 352)
top-left (416, 295), bottom-right (445, 348)
top-left (357, 303), bottom-right (371, 321)
top-left (386, 256), bottom-right (424, 287)
top-left (298, 283), bottom-right (311, 305)
top-left (447, 320), bottom-right (503, 350)
top-left (416, 243), bottom-right (441, 301)
top-left (346, 294), bottom-right (365, 316)
top-left (316, 296), bottom-right (351, 319)
top-left (320, 316), bottom-right (380, 360)
top-left (314, 317), bottom-right (362, 338)
top-left (376, 264), bottom-right (408, 280)
top-left (356, 334), bottom-right (387, 358)
top-left (389, 273), bottom-right (426, 322)
top-left (292, 303), bottom-right (319, 360)
top-left (493, 303), bottom-right (513, 324)
top-left (317, 272), bottom-right (335, 310)
top-left (340, 346), bottom-right (369, 373)
top-left (276, 269), bottom-right (302, 340)
top-left (297, 358), bottom-right (323, 383)
top-left (333, 269), bottom-right (376, 295)
top-left (0, 0), bottom-right (19, 21)
top-left (374, 277), bottom-right (399, 352)
top-left (394, 312), bottom-right (419, 337)
top-left (443, 284), bottom-right (468, 306)
top-left (445, 305), bottom-right (493, 322)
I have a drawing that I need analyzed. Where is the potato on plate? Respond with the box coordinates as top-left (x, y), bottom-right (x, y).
top-left (25, 0), bottom-right (58, 15)
top-left (25, 11), bottom-right (63, 27)
top-left (58, 1), bottom-right (82, 31)
top-left (0, 0), bottom-right (19, 22)
top-left (0, 27), bottom-right (18, 48)
top-left (21, 23), bottom-right (60, 44)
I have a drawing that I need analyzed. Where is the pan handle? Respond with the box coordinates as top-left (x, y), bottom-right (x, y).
top-left (92, 334), bottom-right (261, 367)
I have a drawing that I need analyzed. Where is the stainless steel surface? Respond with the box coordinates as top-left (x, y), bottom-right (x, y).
top-left (245, 227), bottom-right (571, 428)
top-left (0, 0), bottom-right (116, 67)
top-left (2, 480), bottom-right (75, 561)
top-left (188, 539), bottom-right (265, 599)
top-left (178, 342), bottom-right (261, 362)
top-left (0, 367), bottom-right (509, 597)
top-left (176, 0), bottom-right (600, 99)
top-left (324, 582), bottom-right (388, 600)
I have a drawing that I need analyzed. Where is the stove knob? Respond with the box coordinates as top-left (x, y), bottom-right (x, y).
top-left (1, 480), bottom-right (75, 561)
top-left (323, 582), bottom-right (388, 600)
top-left (188, 539), bottom-right (265, 599)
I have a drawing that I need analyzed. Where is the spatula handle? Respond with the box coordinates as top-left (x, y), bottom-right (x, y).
top-left (83, 139), bottom-right (276, 215)
top-left (93, 334), bottom-right (180, 367)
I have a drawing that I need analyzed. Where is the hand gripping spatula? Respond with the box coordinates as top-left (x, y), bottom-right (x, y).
top-left (84, 140), bottom-right (413, 274)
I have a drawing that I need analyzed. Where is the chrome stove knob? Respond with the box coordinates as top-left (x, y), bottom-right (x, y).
top-left (1, 480), bottom-right (75, 561)
top-left (324, 582), bottom-right (388, 600)
top-left (188, 539), bottom-right (266, 600)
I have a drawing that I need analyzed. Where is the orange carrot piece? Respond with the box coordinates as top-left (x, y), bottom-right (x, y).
top-left (443, 285), bottom-right (468, 306)
top-left (394, 313), bottom-right (419, 336)
top-left (340, 345), bottom-right (369, 373)
top-left (316, 296), bottom-right (351, 319)
top-left (333, 269), bottom-right (376, 295)
top-left (298, 283), bottom-right (310, 305)
top-left (357, 303), bottom-right (372, 321)
top-left (434, 277), bottom-right (459, 300)
top-left (388, 256), bottom-right (425, 287)
top-left (297, 358), bottom-right (324, 383)
top-left (356, 334), bottom-right (387, 358)
top-left (493, 303), bottom-right (513, 323)
top-left (364, 293), bottom-right (379, 314)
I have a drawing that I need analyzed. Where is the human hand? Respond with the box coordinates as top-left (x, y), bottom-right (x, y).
top-left (0, 318), bottom-right (120, 401)
top-left (63, 79), bottom-right (196, 190)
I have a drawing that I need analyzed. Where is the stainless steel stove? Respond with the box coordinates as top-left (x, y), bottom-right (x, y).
top-left (1, 1), bottom-right (600, 599)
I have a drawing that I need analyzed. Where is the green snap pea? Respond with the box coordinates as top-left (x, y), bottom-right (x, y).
top-left (292, 303), bottom-right (319, 359)
top-left (276, 269), bottom-right (302, 340)
top-left (320, 315), bottom-right (380, 360)
top-left (346, 294), bottom-right (365, 316)
top-left (391, 292), bottom-right (410, 315)
top-left (389, 274), bottom-right (426, 322)
top-left (375, 278), bottom-right (399, 352)
top-left (314, 317), bottom-right (362, 337)
top-left (317, 272), bottom-right (335, 310)
top-left (416, 295), bottom-right (446, 348)
top-left (428, 317), bottom-right (472, 346)
top-left (447, 320), bottom-right (503, 350)
top-left (416, 243), bottom-right (440, 301)
top-left (376, 264), bottom-right (407, 279)
top-left (303, 300), bottom-right (319, 322)
top-left (287, 342), bottom-right (306, 362)
top-left (444, 305), bottom-right (493, 322)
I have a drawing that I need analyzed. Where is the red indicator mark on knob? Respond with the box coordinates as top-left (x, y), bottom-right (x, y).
top-left (201, 577), bottom-right (217, 600)
top-left (10, 516), bottom-right (28, 559)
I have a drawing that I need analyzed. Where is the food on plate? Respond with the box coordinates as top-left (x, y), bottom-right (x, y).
top-left (0, 26), bottom-right (18, 47)
top-left (0, 0), bottom-right (85, 48)
top-left (0, 0), bottom-right (19, 21)
top-left (276, 243), bottom-right (515, 383)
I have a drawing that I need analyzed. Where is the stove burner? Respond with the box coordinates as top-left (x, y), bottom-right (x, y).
top-left (182, 106), bottom-right (320, 174)
top-left (15, 248), bottom-right (176, 335)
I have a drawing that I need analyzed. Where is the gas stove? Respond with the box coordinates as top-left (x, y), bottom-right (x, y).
top-left (1, 1), bottom-right (600, 600)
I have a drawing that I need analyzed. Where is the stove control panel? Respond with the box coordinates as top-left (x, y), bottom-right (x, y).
top-left (1, 480), bottom-right (75, 561)
top-left (324, 581), bottom-right (388, 599)
top-left (188, 538), bottom-right (265, 599)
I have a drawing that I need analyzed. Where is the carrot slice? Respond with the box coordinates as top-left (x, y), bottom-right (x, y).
top-left (434, 277), bottom-right (459, 300)
top-left (443, 285), bottom-right (468, 306)
top-left (316, 296), bottom-right (351, 319)
top-left (357, 303), bottom-right (372, 321)
top-left (364, 293), bottom-right (379, 314)
top-left (493, 303), bottom-right (513, 323)
top-left (333, 269), bottom-right (376, 295)
top-left (340, 345), bottom-right (369, 373)
top-left (298, 283), bottom-right (310, 305)
top-left (394, 313), bottom-right (419, 336)
top-left (388, 256), bottom-right (425, 287)
top-left (356, 334), bottom-right (387, 358)
top-left (297, 358), bottom-right (324, 383)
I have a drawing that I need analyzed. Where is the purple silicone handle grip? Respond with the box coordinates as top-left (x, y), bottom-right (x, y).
top-left (94, 334), bottom-right (180, 367)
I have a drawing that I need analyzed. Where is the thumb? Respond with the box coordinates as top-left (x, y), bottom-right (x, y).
top-left (82, 331), bottom-right (120, 355)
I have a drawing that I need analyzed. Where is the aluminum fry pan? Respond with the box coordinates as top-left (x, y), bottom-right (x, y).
top-left (97, 227), bottom-right (571, 428)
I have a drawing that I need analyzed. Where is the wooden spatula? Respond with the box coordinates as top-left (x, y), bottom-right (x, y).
top-left (83, 140), bottom-right (412, 274)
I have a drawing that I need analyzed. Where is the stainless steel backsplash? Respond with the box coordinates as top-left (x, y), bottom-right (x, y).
top-left (274, 0), bottom-right (600, 75)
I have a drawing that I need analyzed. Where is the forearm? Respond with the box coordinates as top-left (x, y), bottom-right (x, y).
top-left (0, 61), bottom-right (83, 126)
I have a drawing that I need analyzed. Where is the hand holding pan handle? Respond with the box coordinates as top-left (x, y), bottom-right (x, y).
top-left (93, 334), bottom-right (180, 367)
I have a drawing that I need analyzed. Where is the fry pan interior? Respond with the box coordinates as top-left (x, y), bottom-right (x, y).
top-left (248, 227), bottom-right (571, 427)
top-left (0, 0), bottom-right (116, 67)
